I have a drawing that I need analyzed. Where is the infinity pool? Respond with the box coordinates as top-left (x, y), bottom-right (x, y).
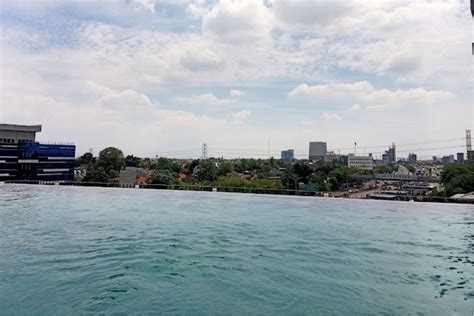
top-left (0, 184), bottom-right (472, 315)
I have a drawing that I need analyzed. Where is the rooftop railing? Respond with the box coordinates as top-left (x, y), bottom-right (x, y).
top-left (37, 141), bottom-right (75, 146)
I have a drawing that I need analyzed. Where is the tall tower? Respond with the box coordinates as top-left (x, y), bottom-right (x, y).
top-left (467, 130), bottom-right (472, 152)
top-left (392, 142), bottom-right (396, 162)
top-left (201, 143), bottom-right (208, 160)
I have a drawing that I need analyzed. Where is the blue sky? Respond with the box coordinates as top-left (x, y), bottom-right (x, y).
top-left (1, 0), bottom-right (472, 159)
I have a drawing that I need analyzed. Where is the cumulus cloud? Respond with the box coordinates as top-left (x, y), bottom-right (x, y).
top-left (85, 81), bottom-right (156, 114)
top-left (325, 2), bottom-right (470, 84)
top-left (1, 0), bottom-right (471, 157)
top-left (231, 110), bottom-right (251, 125)
top-left (232, 110), bottom-right (251, 120)
top-left (320, 112), bottom-right (342, 121)
top-left (203, 0), bottom-right (273, 44)
top-left (289, 81), bottom-right (453, 107)
top-left (351, 104), bottom-right (360, 111)
top-left (130, 0), bottom-right (157, 14)
top-left (176, 93), bottom-right (236, 107)
top-left (272, 1), bottom-right (357, 27)
top-left (229, 89), bottom-right (246, 97)
top-left (180, 49), bottom-right (224, 72)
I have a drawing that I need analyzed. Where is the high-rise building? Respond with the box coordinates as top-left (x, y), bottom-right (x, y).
top-left (383, 143), bottom-right (396, 163)
top-left (281, 149), bottom-right (294, 162)
top-left (441, 155), bottom-right (455, 164)
top-left (408, 153), bottom-right (417, 164)
top-left (457, 152), bottom-right (464, 164)
top-left (467, 150), bottom-right (474, 164)
top-left (308, 141), bottom-right (327, 161)
top-left (0, 124), bottom-right (75, 182)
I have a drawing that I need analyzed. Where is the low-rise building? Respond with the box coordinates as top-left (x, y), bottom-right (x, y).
top-left (324, 151), bottom-right (340, 162)
top-left (348, 154), bottom-right (374, 170)
top-left (119, 167), bottom-right (151, 185)
top-left (0, 124), bottom-right (75, 182)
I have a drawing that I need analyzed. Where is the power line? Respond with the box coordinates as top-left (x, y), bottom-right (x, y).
top-left (209, 137), bottom-right (465, 153)
top-left (127, 136), bottom-right (466, 159)
top-left (207, 144), bottom-right (465, 159)
top-left (331, 138), bottom-right (464, 151)
top-left (134, 147), bottom-right (202, 155)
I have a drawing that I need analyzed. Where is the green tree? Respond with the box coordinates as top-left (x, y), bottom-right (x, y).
top-left (148, 170), bottom-right (178, 187)
top-left (281, 169), bottom-right (299, 190)
top-left (440, 164), bottom-right (474, 196)
top-left (217, 161), bottom-right (233, 176)
top-left (292, 163), bottom-right (313, 183)
top-left (215, 177), bottom-right (280, 190)
top-left (373, 164), bottom-right (397, 174)
top-left (235, 158), bottom-right (261, 173)
top-left (76, 152), bottom-right (95, 167)
top-left (125, 155), bottom-right (141, 167)
top-left (154, 157), bottom-right (181, 173)
top-left (96, 147), bottom-right (125, 175)
top-left (83, 166), bottom-right (109, 183)
top-left (187, 159), bottom-right (200, 174)
top-left (197, 160), bottom-right (217, 182)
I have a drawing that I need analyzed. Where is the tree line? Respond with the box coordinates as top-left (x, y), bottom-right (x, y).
top-left (75, 147), bottom-right (474, 194)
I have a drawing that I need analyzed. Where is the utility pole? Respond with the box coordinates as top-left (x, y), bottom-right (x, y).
top-left (267, 139), bottom-right (270, 159)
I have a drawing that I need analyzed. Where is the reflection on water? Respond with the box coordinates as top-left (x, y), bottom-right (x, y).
top-left (0, 184), bottom-right (473, 315)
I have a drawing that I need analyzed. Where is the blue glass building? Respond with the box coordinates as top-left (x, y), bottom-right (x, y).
top-left (0, 124), bottom-right (75, 182)
top-left (281, 149), bottom-right (294, 162)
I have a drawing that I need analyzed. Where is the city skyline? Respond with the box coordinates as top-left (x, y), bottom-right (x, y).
top-left (1, 1), bottom-right (472, 157)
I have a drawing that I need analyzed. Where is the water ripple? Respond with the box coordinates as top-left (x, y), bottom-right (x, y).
top-left (0, 184), bottom-right (473, 315)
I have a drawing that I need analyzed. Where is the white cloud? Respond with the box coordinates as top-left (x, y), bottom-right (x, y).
top-left (232, 110), bottom-right (251, 120)
top-left (365, 105), bottom-right (386, 111)
top-left (186, 1), bottom-right (207, 19)
top-left (229, 89), bottom-right (246, 97)
top-left (203, 0), bottom-right (273, 44)
top-left (130, 0), bottom-right (157, 14)
top-left (320, 112), bottom-right (341, 121)
top-left (1, 0), bottom-right (471, 157)
top-left (272, 1), bottom-right (357, 27)
top-left (180, 49), bottom-right (224, 72)
top-left (231, 110), bottom-right (251, 125)
top-left (289, 81), bottom-right (453, 108)
top-left (85, 81), bottom-right (156, 114)
top-left (325, 2), bottom-right (471, 85)
top-left (176, 93), bottom-right (236, 107)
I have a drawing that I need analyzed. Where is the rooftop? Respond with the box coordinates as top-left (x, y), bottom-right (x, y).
top-left (0, 123), bottom-right (42, 133)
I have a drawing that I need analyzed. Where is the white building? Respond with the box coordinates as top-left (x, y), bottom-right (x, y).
top-left (309, 141), bottom-right (327, 160)
top-left (324, 152), bottom-right (340, 162)
top-left (348, 154), bottom-right (374, 170)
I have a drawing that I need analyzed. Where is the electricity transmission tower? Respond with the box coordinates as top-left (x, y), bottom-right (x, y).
top-left (201, 143), bottom-right (208, 160)
top-left (467, 130), bottom-right (472, 152)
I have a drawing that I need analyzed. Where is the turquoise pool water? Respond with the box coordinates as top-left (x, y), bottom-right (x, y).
top-left (0, 184), bottom-right (473, 315)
